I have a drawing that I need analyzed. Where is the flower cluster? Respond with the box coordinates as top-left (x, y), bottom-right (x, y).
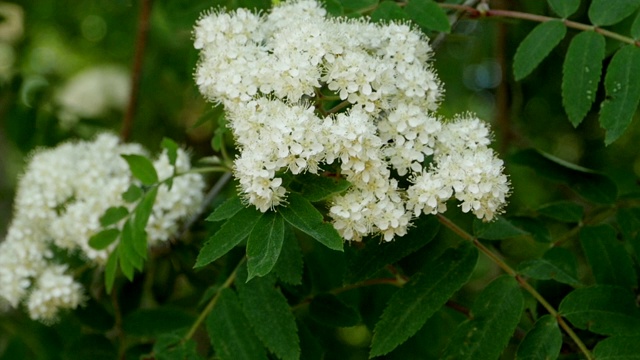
top-left (0, 133), bottom-right (205, 322)
top-left (194, 0), bottom-right (509, 241)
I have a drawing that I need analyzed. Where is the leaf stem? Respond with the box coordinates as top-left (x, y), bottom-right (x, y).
top-left (435, 214), bottom-right (593, 360)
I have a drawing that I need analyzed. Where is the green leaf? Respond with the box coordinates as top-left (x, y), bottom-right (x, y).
top-left (345, 216), bottom-right (440, 283)
top-left (295, 174), bottom-right (350, 202)
top-left (278, 192), bottom-right (343, 251)
top-left (132, 187), bottom-right (158, 258)
top-left (513, 21), bottom-right (566, 80)
top-left (122, 308), bottom-right (194, 337)
top-left (161, 139), bottom-right (179, 169)
top-left (105, 250), bottom-right (118, 294)
top-left (237, 270), bottom-right (300, 360)
top-left (518, 247), bottom-right (581, 286)
top-left (120, 219), bottom-right (144, 272)
top-left (89, 229), bottom-right (120, 250)
top-left (370, 244), bottom-right (478, 357)
top-left (206, 288), bottom-right (267, 360)
top-left (371, 1), bottom-right (408, 23)
top-left (537, 201), bottom-right (584, 222)
top-left (122, 154), bottom-right (159, 185)
top-left (516, 315), bottom-right (562, 360)
top-left (510, 217), bottom-right (552, 243)
top-left (593, 336), bottom-right (640, 360)
top-left (99, 206), bottom-right (129, 227)
top-left (588, 0), bottom-right (640, 26)
top-left (153, 333), bottom-right (202, 360)
top-left (511, 149), bottom-right (618, 204)
top-left (547, 0), bottom-right (580, 17)
top-left (206, 195), bottom-right (244, 222)
top-left (632, 11), bottom-right (640, 39)
top-left (405, 0), bottom-right (450, 33)
top-left (599, 45), bottom-right (640, 144)
top-left (246, 212), bottom-right (285, 281)
top-left (559, 285), bottom-right (640, 336)
top-left (273, 226), bottom-right (303, 285)
top-left (473, 216), bottom-right (529, 240)
top-left (580, 225), bottom-right (637, 288)
top-left (62, 335), bottom-right (117, 360)
top-left (562, 31), bottom-right (605, 127)
top-left (195, 207), bottom-right (263, 268)
top-left (309, 294), bottom-right (361, 327)
top-left (122, 184), bottom-right (143, 203)
top-left (118, 240), bottom-right (135, 281)
top-left (442, 276), bottom-right (524, 360)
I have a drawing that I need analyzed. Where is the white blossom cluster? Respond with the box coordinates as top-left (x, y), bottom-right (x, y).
top-left (193, 0), bottom-right (509, 241)
top-left (0, 133), bottom-right (205, 322)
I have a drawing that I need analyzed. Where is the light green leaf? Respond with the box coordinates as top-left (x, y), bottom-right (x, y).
top-left (537, 201), bottom-right (584, 222)
top-left (405, 0), bottom-right (450, 33)
top-left (99, 206), bottom-right (129, 227)
top-left (371, 1), bottom-right (408, 23)
top-left (295, 174), bottom-right (350, 202)
top-left (516, 315), bottom-right (562, 360)
top-left (593, 336), bottom-right (640, 360)
top-left (206, 288), bottom-right (267, 360)
top-left (580, 225), bottom-right (637, 288)
top-left (132, 187), bottom-right (158, 258)
top-left (88, 229), bottom-right (120, 250)
top-left (278, 192), bottom-right (343, 251)
top-left (122, 184), bottom-right (143, 203)
top-left (121, 154), bottom-right (158, 185)
top-left (246, 212), bottom-right (285, 281)
top-left (105, 250), bottom-right (118, 294)
top-left (599, 45), bottom-right (640, 145)
top-left (442, 276), bottom-right (524, 360)
top-left (518, 247), bottom-right (581, 286)
top-left (273, 226), bottom-right (303, 285)
top-left (195, 207), bottom-right (263, 268)
top-left (514, 21), bottom-right (566, 80)
top-left (120, 219), bottom-right (144, 271)
top-left (589, 0), bottom-right (640, 26)
top-left (559, 285), bottom-right (640, 336)
top-left (206, 195), bottom-right (244, 222)
top-left (473, 216), bottom-right (529, 240)
top-left (547, 0), bottom-right (580, 18)
top-left (118, 239), bottom-right (135, 281)
top-left (370, 244), bottom-right (478, 357)
top-left (309, 294), bottom-right (361, 328)
top-left (562, 31), bottom-right (605, 127)
top-left (161, 137), bottom-right (179, 168)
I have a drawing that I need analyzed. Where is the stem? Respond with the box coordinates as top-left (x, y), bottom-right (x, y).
top-left (327, 100), bottom-right (352, 114)
top-left (436, 214), bottom-right (593, 360)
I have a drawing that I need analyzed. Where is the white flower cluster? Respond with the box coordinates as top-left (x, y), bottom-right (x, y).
top-left (0, 133), bottom-right (205, 322)
top-left (193, 0), bottom-right (509, 241)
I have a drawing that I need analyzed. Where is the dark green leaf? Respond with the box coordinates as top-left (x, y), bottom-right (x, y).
top-left (88, 229), bottom-right (120, 250)
top-left (562, 31), bottom-right (605, 127)
top-left (371, 1), bottom-right (408, 23)
top-left (122, 154), bottom-right (159, 185)
top-left (324, 0), bottom-right (344, 16)
top-left (206, 288), bottom-right (267, 360)
top-left (298, 321), bottom-right (325, 360)
top-left (161, 137), bottom-right (179, 168)
top-left (473, 216), bottom-right (529, 240)
top-left (195, 207), bottom-right (263, 268)
top-left (593, 336), bottom-right (640, 360)
top-left (338, 0), bottom-right (376, 12)
top-left (599, 45), bottom-right (640, 144)
top-left (559, 285), bottom-right (640, 336)
top-left (547, 0), bottom-right (580, 17)
top-left (405, 0), bottom-right (450, 33)
top-left (122, 184), bottom-right (143, 203)
top-left (105, 250), bottom-right (118, 294)
top-left (206, 195), bottom-right (244, 222)
top-left (370, 244), bottom-right (478, 356)
top-left (588, 0), bottom-right (640, 26)
top-left (237, 270), bottom-right (300, 360)
top-left (345, 216), bottom-right (440, 283)
top-left (616, 208), bottom-right (640, 257)
top-left (632, 11), bottom-right (640, 39)
top-left (274, 226), bottom-right (304, 285)
top-left (99, 206), bottom-right (129, 227)
top-left (246, 212), bottom-right (285, 281)
top-left (510, 217), bottom-right (552, 243)
top-left (516, 315), bottom-right (562, 360)
top-left (518, 247), bottom-right (581, 286)
top-left (62, 335), bottom-right (117, 360)
top-left (537, 201), bottom-right (584, 222)
top-left (153, 333), bottom-right (202, 360)
top-left (296, 174), bottom-right (350, 202)
top-left (309, 294), bottom-right (361, 327)
top-left (442, 276), bottom-right (524, 360)
top-left (278, 192), bottom-right (343, 251)
top-left (514, 21), bottom-right (566, 80)
top-left (122, 308), bottom-right (194, 337)
top-left (580, 225), bottom-right (637, 288)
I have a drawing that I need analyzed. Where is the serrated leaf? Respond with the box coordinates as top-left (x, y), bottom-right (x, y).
top-left (632, 11), bottom-right (640, 39)
top-left (206, 288), bottom-right (267, 360)
top-left (153, 333), bottom-right (202, 360)
top-left (473, 216), bottom-right (529, 240)
top-left (99, 206), bottom-right (129, 227)
top-left (405, 0), bottom-right (450, 33)
top-left (207, 195), bottom-right (244, 222)
top-left (105, 250), bottom-right (118, 294)
top-left (122, 184), bottom-right (143, 203)
top-left (89, 229), bottom-right (120, 250)
top-left (122, 154), bottom-right (159, 185)
top-left (123, 308), bottom-right (194, 337)
top-left (617, 207), bottom-right (640, 243)
top-left (588, 0), bottom-right (640, 26)
top-left (345, 216), bottom-right (440, 283)
top-left (562, 31), bottom-right (605, 127)
top-left (370, 244), bottom-right (478, 357)
top-left (599, 45), bottom-right (640, 144)
top-left (295, 174), bottom-right (350, 202)
top-left (516, 315), bottom-right (562, 360)
top-left (274, 226), bottom-right (303, 285)
top-left (593, 336), bottom-right (640, 360)
top-left (371, 1), bottom-right (408, 23)
top-left (195, 207), bottom-right (263, 268)
top-left (309, 294), bottom-right (361, 327)
top-left (559, 285), bottom-right (640, 335)
top-left (510, 217), bottom-right (552, 243)
top-left (246, 212), bottom-right (285, 281)
top-left (547, 0), bottom-right (580, 18)
top-left (161, 137), bottom-right (179, 168)
top-left (442, 276), bottom-right (524, 360)
top-left (537, 201), bottom-right (584, 222)
top-left (518, 247), bottom-right (581, 286)
top-left (237, 269), bottom-right (300, 360)
top-left (278, 192), bottom-right (343, 251)
top-left (514, 21), bottom-right (566, 80)
top-left (580, 225), bottom-right (637, 288)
